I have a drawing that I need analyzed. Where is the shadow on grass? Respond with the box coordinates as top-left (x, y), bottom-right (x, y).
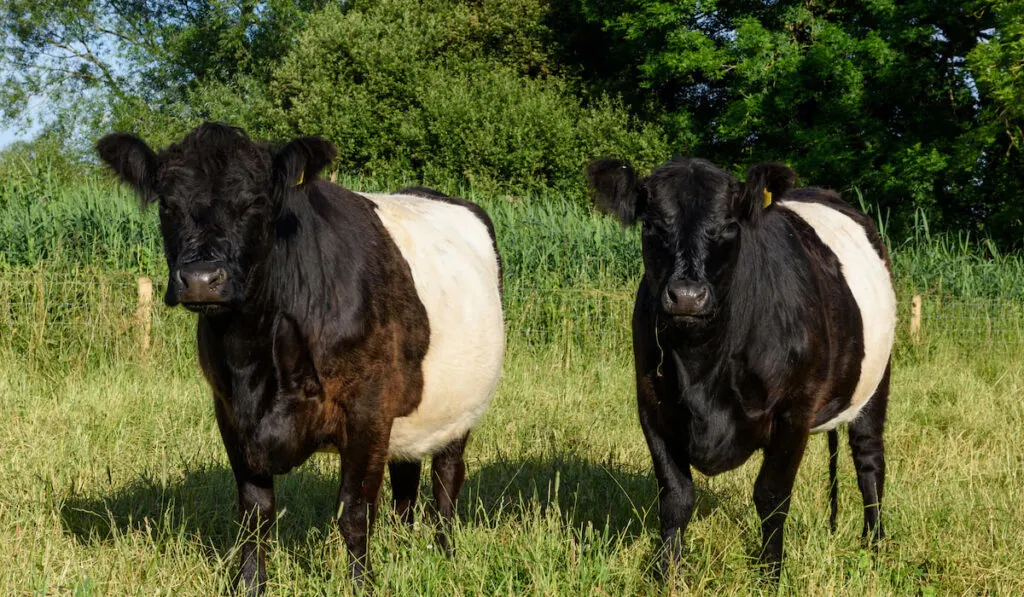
top-left (460, 451), bottom-right (737, 542)
top-left (57, 450), bottom-right (738, 566)
top-left (58, 461), bottom-right (341, 552)
top-left (461, 452), bottom-right (658, 539)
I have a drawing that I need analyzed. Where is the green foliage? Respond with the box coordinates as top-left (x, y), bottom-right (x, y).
top-left (970, 2), bottom-right (1024, 143)
top-left (193, 0), bottom-right (666, 196)
top-left (967, 2), bottom-right (1024, 243)
top-left (0, 164), bottom-right (163, 272)
top-left (5, 0), bottom-right (1024, 244)
top-left (568, 0), bottom-right (1024, 246)
top-left (0, 134), bottom-right (90, 189)
top-left (0, 0), bottom-right (326, 147)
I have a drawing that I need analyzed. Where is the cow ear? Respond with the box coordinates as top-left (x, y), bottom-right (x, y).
top-left (586, 159), bottom-right (646, 226)
top-left (95, 133), bottom-right (158, 206)
top-left (737, 162), bottom-right (797, 221)
top-left (272, 314), bottom-right (322, 397)
top-left (272, 136), bottom-right (337, 191)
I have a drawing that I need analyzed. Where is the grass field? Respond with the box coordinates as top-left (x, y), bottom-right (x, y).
top-left (1, 173), bottom-right (1023, 595)
top-left (1, 273), bottom-right (1022, 596)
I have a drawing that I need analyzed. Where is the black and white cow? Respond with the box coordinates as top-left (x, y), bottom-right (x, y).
top-left (96, 123), bottom-right (504, 594)
top-left (587, 157), bottom-right (896, 580)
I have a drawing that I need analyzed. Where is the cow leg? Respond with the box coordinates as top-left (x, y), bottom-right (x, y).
top-left (214, 401), bottom-right (275, 597)
top-left (639, 403), bottom-right (695, 577)
top-left (753, 418), bottom-right (809, 583)
top-left (848, 363), bottom-right (889, 544)
top-left (827, 429), bottom-right (840, 533)
top-left (336, 419), bottom-right (390, 591)
top-left (235, 474), bottom-right (275, 596)
top-left (431, 432), bottom-right (469, 557)
top-left (388, 460), bottom-right (422, 526)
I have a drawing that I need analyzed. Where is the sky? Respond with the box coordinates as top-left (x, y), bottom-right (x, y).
top-left (0, 68), bottom-right (50, 150)
top-left (0, 89), bottom-right (44, 150)
top-left (0, 100), bottom-right (45, 151)
top-left (0, 125), bottom-right (33, 149)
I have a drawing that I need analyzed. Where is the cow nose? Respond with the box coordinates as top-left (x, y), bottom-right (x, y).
top-left (177, 263), bottom-right (228, 303)
top-left (662, 281), bottom-right (712, 316)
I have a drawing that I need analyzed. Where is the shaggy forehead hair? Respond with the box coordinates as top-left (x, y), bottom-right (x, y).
top-left (643, 158), bottom-right (737, 220)
top-left (156, 123), bottom-right (273, 198)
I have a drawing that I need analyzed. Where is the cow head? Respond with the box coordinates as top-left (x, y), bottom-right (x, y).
top-left (588, 157), bottom-right (796, 324)
top-left (96, 123), bottom-right (335, 314)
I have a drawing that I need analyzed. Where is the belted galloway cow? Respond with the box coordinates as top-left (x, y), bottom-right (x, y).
top-left (587, 157), bottom-right (896, 580)
top-left (97, 123), bottom-right (505, 594)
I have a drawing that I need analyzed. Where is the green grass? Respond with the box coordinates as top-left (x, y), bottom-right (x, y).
top-left (0, 328), bottom-right (1022, 595)
top-left (0, 272), bottom-right (1022, 595)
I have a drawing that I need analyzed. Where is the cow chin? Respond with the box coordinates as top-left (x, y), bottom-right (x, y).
top-left (661, 311), bottom-right (714, 326)
top-left (165, 286), bottom-right (237, 315)
top-left (182, 302), bottom-right (234, 316)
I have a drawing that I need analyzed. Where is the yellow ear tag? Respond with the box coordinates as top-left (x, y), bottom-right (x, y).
top-left (296, 171), bottom-right (305, 186)
top-left (762, 188), bottom-right (772, 208)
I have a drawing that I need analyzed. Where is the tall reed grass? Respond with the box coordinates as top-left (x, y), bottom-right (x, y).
top-left (1, 163), bottom-right (1022, 364)
top-left (3, 166), bottom-right (1023, 299)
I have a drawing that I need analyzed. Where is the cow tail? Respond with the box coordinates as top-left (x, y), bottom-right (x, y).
top-left (828, 429), bottom-right (839, 533)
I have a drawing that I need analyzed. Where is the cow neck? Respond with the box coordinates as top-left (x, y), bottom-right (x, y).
top-left (659, 308), bottom-right (731, 389)
top-left (197, 311), bottom-right (275, 438)
top-left (256, 184), bottom-right (376, 350)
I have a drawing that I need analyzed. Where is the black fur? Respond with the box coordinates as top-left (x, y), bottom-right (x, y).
top-left (590, 156), bottom-right (893, 582)
top-left (96, 123), bottom-right (498, 595)
top-left (272, 136), bottom-right (337, 191)
top-left (734, 162), bottom-right (797, 224)
top-left (587, 158), bottom-right (646, 226)
top-left (95, 133), bottom-right (159, 205)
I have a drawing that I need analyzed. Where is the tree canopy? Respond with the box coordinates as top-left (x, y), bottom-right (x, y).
top-left (2, 0), bottom-right (1022, 246)
top-left (566, 0), bottom-right (1024, 242)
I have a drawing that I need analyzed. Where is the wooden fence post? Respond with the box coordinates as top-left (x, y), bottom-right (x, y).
top-left (910, 293), bottom-right (923, 344)
top-left (136, 277), bottom-right (153, 356)
top-left (33, 274), bottom-right (46, 352)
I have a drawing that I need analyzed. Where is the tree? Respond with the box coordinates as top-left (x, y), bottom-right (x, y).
top-left (565, 0), bottom-right (1024, 246)
top-left (2, 0), bottom-right (667, 195)
top-left (0, 0), bottom-right (320, 145)
top-left (207, 0), bottom-right (667, 195)
top-left (968, 1), bottom-right (1024, 243)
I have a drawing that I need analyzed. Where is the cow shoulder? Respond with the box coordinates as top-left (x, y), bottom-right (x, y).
top-left (395, 186), bottom-right (498, 247)
top-left (394, 186), bottom-right (503, 294)
top-left (272, 180), bottom-right (431, 372)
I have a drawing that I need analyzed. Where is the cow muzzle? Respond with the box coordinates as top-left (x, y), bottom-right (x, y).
top-left (170, 262), bottom-right (233, 313)
top-left (661, 280), bottom-right (713, 318)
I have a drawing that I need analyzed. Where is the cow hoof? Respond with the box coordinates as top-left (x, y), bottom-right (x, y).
top-left (434, 531), bottom-right (455, 558)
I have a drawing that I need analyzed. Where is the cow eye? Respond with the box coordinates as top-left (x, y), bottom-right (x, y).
top-left (642, 221), bottom-right (668, 244)
top-left (239, 201), bottom-right (262, 218)
top-left (717, 220), bottom-right (740, 241)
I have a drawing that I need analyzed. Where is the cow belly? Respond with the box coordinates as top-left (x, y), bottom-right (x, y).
top-left (363, 193), bottom-right (505, 460)
top-left (780, 201), bottom-right (897, 433)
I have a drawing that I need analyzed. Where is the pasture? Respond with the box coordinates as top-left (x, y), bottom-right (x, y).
top-left (1, 177), bottom-right (1022, 595)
